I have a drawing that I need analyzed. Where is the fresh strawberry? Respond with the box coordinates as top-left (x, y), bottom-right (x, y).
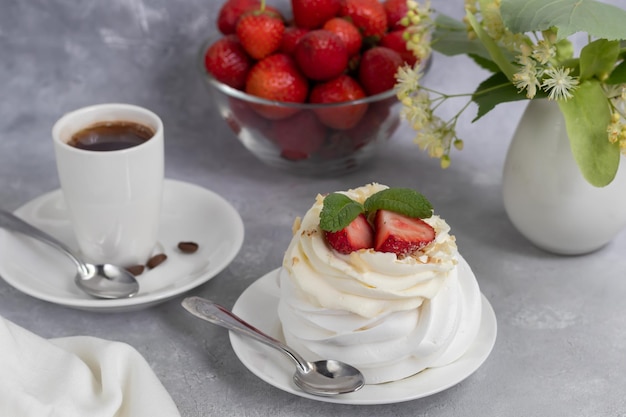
top-left (280, 26), bottom-right (309, 55)
top-left (245, 54), bottom-right (309, 119)
top-left (345, 95), bottom-right (398, 148)
top-left (358, 46), bottom-right (403, 95)
top-left (316, 134), bottom-right (355, 158)
top-left (338, 0), bottom-right (388, 38)
top-left (217, 0), bottom-right (260, 34)
top-left (294, 29), bottom-right (349, 81)
top-left (226, 97), bottom-right (272, 135)
top-left (310, 75), bottom-right (368, 129)
top-left (383, 0), bottom-right (408, 30)
top-left (347, 53), bottom-right (361, 73)
top-left (271, 110), bottom-right (327, 160)
top-left (322, 17), bottom-right (363, 57)
top-left (236, 7), bottom-right (285, 59)
top-left (374, 210), bottom-right (435, 256)
top-left (381, 30), bottom-right (417, 66)
top-left (324, 213), bottom-right (374, 254)
top-left (318, 131), bottom-right (355, 159)
top-left (292, 0), bottom-right (341, 29)
top-left (204, 35), bottom-right (253, 90)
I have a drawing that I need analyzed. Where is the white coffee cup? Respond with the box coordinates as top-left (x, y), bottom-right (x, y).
top-left (52, 103), bottom-right (164, 266)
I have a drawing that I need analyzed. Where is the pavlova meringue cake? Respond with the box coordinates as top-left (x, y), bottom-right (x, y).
top-left (277, 183), bottom-right (482, 384)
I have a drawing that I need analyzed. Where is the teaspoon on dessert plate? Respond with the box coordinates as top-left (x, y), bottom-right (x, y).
top-left (182, 296), bottom-right (366, 396)
top-left (0, 209), bottom-right (139, 299)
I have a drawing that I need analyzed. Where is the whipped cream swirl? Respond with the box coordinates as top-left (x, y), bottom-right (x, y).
top-left (277, 184), bottom-right (483, 383)
top-left (281, 183), bottom-right (458, 319)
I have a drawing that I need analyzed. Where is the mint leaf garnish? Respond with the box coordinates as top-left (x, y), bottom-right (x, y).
top-left (364, 188), bottom-right (433, 218)
top-left (319, 193), bottom-right (364, 232)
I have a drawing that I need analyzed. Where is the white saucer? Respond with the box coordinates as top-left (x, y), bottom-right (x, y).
top-left (0, 179), bottom-right (244, 312)
top-left (230, 268), bottom-right (497, 405)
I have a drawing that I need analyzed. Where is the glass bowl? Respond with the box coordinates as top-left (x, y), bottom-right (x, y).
top-left (199, 39), bottom-right (402, 176)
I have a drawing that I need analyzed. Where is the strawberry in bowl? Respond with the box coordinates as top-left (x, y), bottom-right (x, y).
top-left (201, 0), bottom-right (431, 176)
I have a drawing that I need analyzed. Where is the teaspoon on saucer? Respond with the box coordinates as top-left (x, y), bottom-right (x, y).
top-left (182, 296), bottom-right (366, 396)
top-left (0, 209), bottom-right (139, 299)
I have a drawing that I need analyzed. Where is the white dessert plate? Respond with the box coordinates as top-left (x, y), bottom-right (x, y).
top-left (230, 268), bottom-right (497, 405)
top-left (0, 179), bottom-right (244, 312)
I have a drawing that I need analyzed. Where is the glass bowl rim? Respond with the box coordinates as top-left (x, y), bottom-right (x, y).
top-left (198, 36), bottom-right (399, 110)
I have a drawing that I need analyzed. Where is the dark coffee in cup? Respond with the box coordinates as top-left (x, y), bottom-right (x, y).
top-left (68, 121), bottom-right (155, 151)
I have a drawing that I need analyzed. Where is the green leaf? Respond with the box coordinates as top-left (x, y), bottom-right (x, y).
top-left (554, 38), bottom-right (574, 62)
top-left (471, 72), bottom-right (548, 122)
top-left (432, 14), bottom-right (491, 59)
top-left (319, 193), bottom-right (364, 232)
top-left (557, 79), bottom-right (620, 187)
top-left (579, 39), bottom-right (620, 81)
top-left (465, 11), bottom-right (517, 81)
top-left (500, 0), bottom-right (626, 41)
top-left (468, 54), bottom-right (500, 73)
top-left (363, 188), bottom-right (433, 219)
top-left (605, 59), bottom-right (626, 84)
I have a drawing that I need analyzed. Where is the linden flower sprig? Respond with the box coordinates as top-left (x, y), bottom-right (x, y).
top-left (400, 0), bottom-right (434, 67)
top-left (396, 0), bottom-right (465, 169)
top-left (396, 0), bottom-right (626, 187)
top-left (396, 64), bottom-right (466, 169)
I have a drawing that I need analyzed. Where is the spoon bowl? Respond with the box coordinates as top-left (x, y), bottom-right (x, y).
top-left (293, 359), bottom-right (366, 396)
top-left (0, 209), bottom-right (139, 299)
top-left (182, 296), bottom-right (365, 396)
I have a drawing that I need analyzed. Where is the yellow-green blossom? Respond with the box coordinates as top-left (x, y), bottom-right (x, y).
top-left (395, 65), bottom-right (421, 97)
top-left (464, 0), bottom-right (525, 51)
top-left (607, 114), bottom-right (622, 144)
top-left (402, 0), bottom-right (433, 63)
top-left (397, 0), bottom-right (626, 169)
top-left (532, 40), bottom-right (556, 65)
top-left (513, 59), bottom-right (542, 98)
top-left (542, 67), bottom-right (578, 100)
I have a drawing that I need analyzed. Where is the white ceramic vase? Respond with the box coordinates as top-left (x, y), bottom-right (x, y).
top-left (502, 99), bottom-right (626, 255)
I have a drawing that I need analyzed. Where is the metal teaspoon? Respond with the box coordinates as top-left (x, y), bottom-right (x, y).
top-left (0, 209), bottom-right (139, 299)
top-left (182, 296), bottom-right (366, 396)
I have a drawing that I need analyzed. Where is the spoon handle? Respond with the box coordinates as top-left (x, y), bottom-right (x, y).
top-left (182, 296), bottom-right (310, 372)
top-left (0, 209), bottom-right (86, 273)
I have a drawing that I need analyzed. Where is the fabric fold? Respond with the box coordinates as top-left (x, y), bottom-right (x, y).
top-left (0, 316), bottom-right (180, 417)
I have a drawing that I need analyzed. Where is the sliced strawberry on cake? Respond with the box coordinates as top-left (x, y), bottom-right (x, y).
top-left (374, 209), bottom-right (435, 256)
top-left (320, 187), bottom-right (435, 256)
top-left (324, 213), bottom-right (374, 254)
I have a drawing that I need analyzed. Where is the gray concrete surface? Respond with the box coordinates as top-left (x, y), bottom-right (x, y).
top-left (1, 0), bottom-right (625, 416)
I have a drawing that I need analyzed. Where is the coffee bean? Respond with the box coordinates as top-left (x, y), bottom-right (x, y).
top-left (178, 241), bottom-right (199, 253)
top-left (126, 265), bottom-right (145, 276)
top-left (147, 253), bottom-right (167, 269)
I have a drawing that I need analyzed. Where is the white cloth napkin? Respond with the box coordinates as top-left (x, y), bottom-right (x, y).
top-left (0, 316), bottom-right (181, 417)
